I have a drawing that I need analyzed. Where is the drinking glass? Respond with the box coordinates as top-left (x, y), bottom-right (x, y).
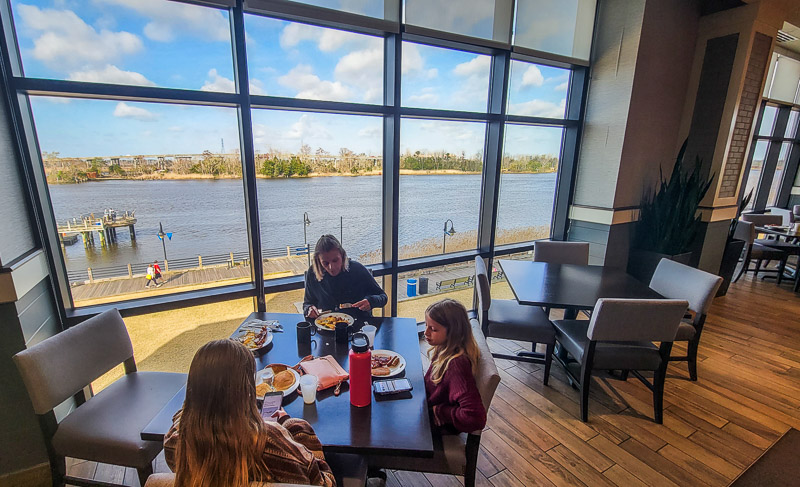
top-left (361, 324), bottom-right (377, 348)
top-left (300, 374), bottom-right (319, 404)
top-left (259, 368), bottom-right (275, 389)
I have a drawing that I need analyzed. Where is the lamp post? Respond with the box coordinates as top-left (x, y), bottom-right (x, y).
top-left (442, 219), bottom-right (455, 254)
top-left (303, 212), bottom-right (311, 266)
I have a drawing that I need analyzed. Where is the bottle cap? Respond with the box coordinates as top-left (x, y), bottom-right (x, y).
top-left (351, 332), bottom-right (369, 353)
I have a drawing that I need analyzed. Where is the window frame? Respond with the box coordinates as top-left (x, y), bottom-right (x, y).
top-left (0, 0), bottom-right (592, 323)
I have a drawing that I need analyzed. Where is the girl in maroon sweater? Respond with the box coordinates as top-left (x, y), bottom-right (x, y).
top-left (423, 299), bottom-right (487, 434)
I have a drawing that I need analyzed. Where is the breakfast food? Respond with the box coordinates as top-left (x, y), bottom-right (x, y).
top-left (316, 314), bottom-right (351, 330)
top-left (273, 369), bottom-right (296, 391)
top-left (372, 366), bottom-right (391, 376)
top-left (236, 326), bottom-right (270, 350)
top-left (371, 353), bottom-right (401, 376)
top-left (256, 382), bottom-right (274, 396)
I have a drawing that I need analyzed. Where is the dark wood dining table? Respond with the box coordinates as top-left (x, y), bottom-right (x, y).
top-left (497, 260), bottom-right (663, 312)
top-left (141, 312), bottom-right (434, 458)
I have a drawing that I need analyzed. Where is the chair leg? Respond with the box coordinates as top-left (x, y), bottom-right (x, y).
top-left (733, 256), bottom-right (749, 283)
top-left (578, 347), bottom-right (594, 422)
top-left (53, 456), bottom-right (66, 487)
top-left (464, 434), bottom-right (481, 487)
top-left (137, 463), bottom-right (153, 487)
top-left (543, 342), bottom-right (554, 386)
top-left (754, 259), bottom-right (762, 279)
top-left (777, 258), bottom-right (787, 285)
top-left (653, 344), bottom-right (673, 424)
top-left (687, 339), bottom-right (700, 381)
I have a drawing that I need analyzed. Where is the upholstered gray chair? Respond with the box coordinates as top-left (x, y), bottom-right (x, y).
top-left (648, 258), bottom-right (722, 380)
top-left (366, 319), bottom-right (500, 487)
top-left (733, 220), bottom-right (788, 283)
top-left (13, 309), bottom-right (186, 487)
top-left (551, 298), bottom-right (688, 423)
top-left (475, 256), bottom-right (556, 384)
top-left (741, 213), bottom-right (784, 226)
top-left (533, 240), bottom-right (590, 265)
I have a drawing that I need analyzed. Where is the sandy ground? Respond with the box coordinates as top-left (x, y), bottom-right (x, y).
top-left (92, 281), bottom-right (516, 392)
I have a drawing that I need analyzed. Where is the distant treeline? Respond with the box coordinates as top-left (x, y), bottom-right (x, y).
top-left (42, 147), bottom-right (558, 184)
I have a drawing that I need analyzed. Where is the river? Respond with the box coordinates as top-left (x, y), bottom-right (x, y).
top-left (49, 173), bottom-right (556, 272)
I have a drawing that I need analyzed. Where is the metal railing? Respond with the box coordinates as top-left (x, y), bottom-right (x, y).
top-left (67, 244), bottom-right (310, 284)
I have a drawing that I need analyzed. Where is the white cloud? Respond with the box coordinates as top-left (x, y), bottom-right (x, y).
top-left (68, 64), bottom-right (155, 86)
top-left (509, 98), bottom-right (566, 118)
top-left (357, 127), bottom-right (381, 138)
top-left (453, 56), bottom-right (490, 77)
top-left (401, 44), bottom-right (438, 80)
top-left (408, 87), bottom-right (439, 106)
top-left (555, 81), bottom-right (568, 91)
top-left (521, 65), bottom-right (544, 88)
top-left (168, 126), bottom-right (183, 132)
top-left (278, 65), bottom-right (352, 101)
top-left (97, 0), bottom-right (229, 42)
top-left (17, 5), bottom-right (142, 71)
top-left (200, 69), bottom-right (265, 95)
top-left (113, 102), bottom-right (157, 121)
top-left (280, 23), bottom-right (365, 52)
top-left (333, 40), bottom-right (383, 103)
top-left (284, 114), bottom-right (333, 141)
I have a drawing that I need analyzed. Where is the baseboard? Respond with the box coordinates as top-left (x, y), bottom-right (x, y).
top-left (0, 463), bottom-right (50, 487)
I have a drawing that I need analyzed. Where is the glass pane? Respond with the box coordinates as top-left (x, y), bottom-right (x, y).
top-left (401, 42), bottom-right (490, 112)
top-left (496, 125), bottom-right (563, 245)
top-left (768, 142), bottom-right (791, 206)
top-left (92, 298), bottom-right (254, 392)
top-left (284, 0), bottom-right (389, 19)
top-left (507, 60), bottom-right (570, 118)
top-left (744, 140), bottom-right (769, 210)
top-left (786, 110), bottom-right (800, 138)
top-left (514, 0), bottom-right (597, 60)
top-left (245, 15), bottom-right (384, 104)
top-left (398, 119), bottom-right (485, 259)
top-left (397, 262), bottom-right (475, 322)
top-left (758, 105), bottom-right (778, 136)
top-left (251, 109), bottom-right (383, 278)
top-left (31, 96), bottom-right (248, 307)
top-left (11, 0), bottom-right (234, 91)
top-left (405, 0), bottom-right (499, 42)
top-left (766, 55), bottom-right (800, 104)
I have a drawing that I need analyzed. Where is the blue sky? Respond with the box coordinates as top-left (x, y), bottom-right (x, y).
top-left (14, 0), bottom-right (568, 158)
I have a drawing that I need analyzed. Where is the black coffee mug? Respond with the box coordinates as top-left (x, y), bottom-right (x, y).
top-left (335, 321), bottom-right (349, 344)
top-left (297, 321), bottom-right (316, 344)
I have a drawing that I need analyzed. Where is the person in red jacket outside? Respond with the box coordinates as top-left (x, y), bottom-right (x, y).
top-left (423, 298), bottom-right (487, 434)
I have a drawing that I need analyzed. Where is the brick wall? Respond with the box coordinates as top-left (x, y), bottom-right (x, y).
top-left (719, 32), bottom-right (772, 198)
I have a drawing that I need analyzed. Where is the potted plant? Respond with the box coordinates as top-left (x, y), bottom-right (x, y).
top-left (627, 140), bottom-right (713, 283)
top-left (715, 190), bottom-right (752, 296)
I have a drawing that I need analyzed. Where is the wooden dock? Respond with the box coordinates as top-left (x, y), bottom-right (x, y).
top-left (57, 209), bottom-right (137, 247)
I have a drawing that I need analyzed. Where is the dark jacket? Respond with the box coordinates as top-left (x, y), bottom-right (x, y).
top-left (303, 260), bottom-right (387, 321)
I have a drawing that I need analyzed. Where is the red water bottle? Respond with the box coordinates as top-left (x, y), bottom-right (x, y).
top-left (349, 332), bottom-right (372, 407)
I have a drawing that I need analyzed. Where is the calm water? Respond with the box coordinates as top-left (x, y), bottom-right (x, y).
top-left (49, 173), bottom-right (556, 271)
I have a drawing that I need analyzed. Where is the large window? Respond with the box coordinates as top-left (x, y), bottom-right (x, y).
top-left (4, 0), bottom-right (591, 318)
top-left (746, 102), bottom-right (800, 211)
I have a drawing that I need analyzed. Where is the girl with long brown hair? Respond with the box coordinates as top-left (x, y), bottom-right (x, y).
top-left (163, 339), bottom-right (335, 487)
top-left (423, 299), bottom-right (486, 434)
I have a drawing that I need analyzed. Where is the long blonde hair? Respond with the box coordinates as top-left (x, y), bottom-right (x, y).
top-left (174, 340), bottom-right (271, 487)
top-left (311, 234), bottom-right (349, 281)
top-left (426, 299), bottom-right (480, 384)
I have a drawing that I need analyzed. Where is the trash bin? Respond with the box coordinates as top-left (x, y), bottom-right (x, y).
top-left (406, 278), bottom-right (417, 297)
top-left (418, 276), bottom-right (429, 295)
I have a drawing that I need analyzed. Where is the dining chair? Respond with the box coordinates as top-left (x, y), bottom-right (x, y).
top-left (365, 319), bottom-right (500, 487)
top-left (475, 256), bottom-right (556, 384)
top-left (741, 213), bottom-right (784, 226)
top-left (533, 240), bottom-right (590, 265)
top-left (732, 221), bottom-right (788, 284)
top-left (551, 298), bottom-right (688, 423)
top-left (648, 258), bottom-right (722, 380)
top-left (13, 309), bottom-right (186, 487)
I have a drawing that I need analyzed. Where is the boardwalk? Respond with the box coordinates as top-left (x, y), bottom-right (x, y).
top-left (70, 271), bottom-right (800, 486)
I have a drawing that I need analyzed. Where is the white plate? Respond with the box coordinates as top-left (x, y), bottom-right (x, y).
top-left (371, 349), bottom-right (406, 378)
top-left (233, 327), bottom-right (273, 351)
top-left (256, 367), bottom-right (300, 398)
top-left (314, 312), bottom-right (354, 333)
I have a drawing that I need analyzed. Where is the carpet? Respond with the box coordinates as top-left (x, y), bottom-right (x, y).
top-left (731, 428), bottom-right (800, 486)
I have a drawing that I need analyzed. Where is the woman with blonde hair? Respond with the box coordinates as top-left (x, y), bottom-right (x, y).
top-left (423, 299), bottom-right (486, 433)
top-left (163, 339), bottom-right (335, 487)
top-left (304, 234), bottom-right (387, 321)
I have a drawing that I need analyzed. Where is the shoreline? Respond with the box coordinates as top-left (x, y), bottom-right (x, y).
top-left (49, 168), bottom-right (557, 184)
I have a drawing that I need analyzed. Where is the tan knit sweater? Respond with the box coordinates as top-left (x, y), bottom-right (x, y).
top-left (164, 409), bottom-right (335, 486)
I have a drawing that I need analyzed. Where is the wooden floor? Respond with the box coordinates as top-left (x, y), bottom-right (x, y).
top-left (69, 272), bottom-right (800, 486)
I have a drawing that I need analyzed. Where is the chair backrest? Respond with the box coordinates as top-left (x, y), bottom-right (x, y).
top-left (733, 220), bottom-right (755, 244)
top-left (649, 258), bottom-right (722, 318)
top-left (533, 241), bottom-right (589, 265)
top-left (793, 205), bottom-right (800, 219)
top-left (587, 298), bottom-right (688, 342)
top-left (474, 257), bottom-right (491, 318)
top-left (144, 473), bottom-right (308, 487)
top-left (741, 213), bottom-right (783, 226)
top-left (13, 308), bottom-right (133, 415)
top-left (469, 319), bottom-right (501, 416)
top-left (766, 207), bottom-right (792, 226)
